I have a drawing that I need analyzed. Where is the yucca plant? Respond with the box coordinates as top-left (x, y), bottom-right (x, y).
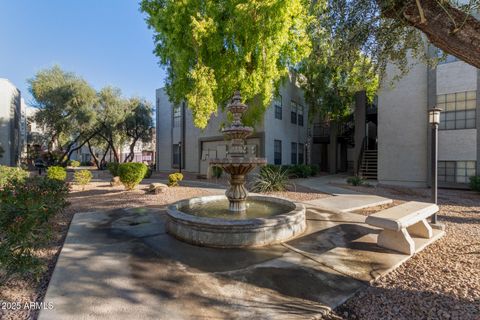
top-left (251, 166), bottom-right (293, 193)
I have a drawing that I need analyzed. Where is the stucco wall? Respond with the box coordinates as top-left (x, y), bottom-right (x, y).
top-left (0, 79), bottom-right (21, 166)
top-left (264, 76), bottom-right (309, 165)
top-left (438, 129), bottom-right (477, 161)
top-left (156, 88), bottom-right (173, 171)
top-left (156, 75), bottom-right (306, 173)
top-left (378, 62), bottom-right (429, 187)
top-left (437, 61), bottom-right (477, 94)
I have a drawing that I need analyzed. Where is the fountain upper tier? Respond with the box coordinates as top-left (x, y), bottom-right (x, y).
top-left (210, 91), bottom-right (266, 212)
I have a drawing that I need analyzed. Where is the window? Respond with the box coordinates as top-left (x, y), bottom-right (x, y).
top-left (173, 144), bottom-right (180, 166)
top-left (291, 142), bottom-right (297, 165)
top-left (173, 104), bottom-right (182, 128)
top-left (274, 140), bottom-right (282, 165)
top-left (298, 143), bottom-right (304, 164)
top-left (290, 101), bottom-right (297, 124)
top-left (456, 161), bottom-right (476, 183)
top-left (437, 91), bottom-right (476, 130)
top-left (274, 95), bottom-right (282, 120)
top-left (297, 104), bottom-right (304, 126)
top-left (438, 161), bottom-right (476, 183)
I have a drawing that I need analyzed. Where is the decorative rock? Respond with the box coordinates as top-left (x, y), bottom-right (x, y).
top-left (110, 176), bottom-right (121, 187)
top-left (147, 183), bottom-right (168, 194)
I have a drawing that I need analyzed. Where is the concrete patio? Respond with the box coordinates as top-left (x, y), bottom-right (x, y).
top-left (39, 197), bottom-right (444, 320)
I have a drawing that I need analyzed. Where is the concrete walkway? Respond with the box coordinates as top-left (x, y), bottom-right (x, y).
top-left (295, 174), bottom-right (360, 195)
top-left (40, 202), bottom-right (444, 319)
top-left (304, 195), bottom-right (393, 213)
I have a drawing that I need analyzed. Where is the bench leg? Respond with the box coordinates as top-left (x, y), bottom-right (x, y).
top-left (407, 219), bottom-right (433, 239)
top-left (377, 228), bottom-right (415, 255)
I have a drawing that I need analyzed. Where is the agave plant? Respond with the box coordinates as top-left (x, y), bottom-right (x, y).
top-left (251, 166), bottom-right (293, 193)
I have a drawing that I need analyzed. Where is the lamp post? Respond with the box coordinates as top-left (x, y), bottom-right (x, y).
top-left (428, 107), bottom-right (441, 224)
top-left (178, 141), bottom-right (182, 174)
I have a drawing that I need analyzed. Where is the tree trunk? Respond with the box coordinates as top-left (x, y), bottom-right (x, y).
top-left (125, 137), bottom-right (140, 162)
top-left (381, 0), bottom-right (480, 68)
top-left (99, 145), bottom-right (111, 168)
top-left (87, 140), bottom-right (100, 169)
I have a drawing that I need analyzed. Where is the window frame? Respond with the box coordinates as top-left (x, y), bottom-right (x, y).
top-left (297, 104), bottom-right (304, 126)
top-left (437, 91), bottom-right (476, 130)
top-left (298, 143), bottom-right (304, 164)
top-left (290, 100), bottom-right (297, 124)
top-left (274, 140), bottom-right (282, 165)
top-left (274, 95), bottom-right (282, 120)
top-left (291, 142), bottom-right (297, 165)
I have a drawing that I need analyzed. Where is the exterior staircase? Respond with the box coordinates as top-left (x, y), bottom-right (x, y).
top-left (359, 149), bottom-right (377, 180)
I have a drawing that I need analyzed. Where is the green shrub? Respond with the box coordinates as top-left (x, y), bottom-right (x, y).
top-left (470, 176), bottom-right (480, 192)
top-left (251, 167), bottom-right (292, 192)
top-left (0, 165), bottom-right (29, 188)
top-left (118, 162), bottom-right (148, 190)
top-left (347, 176), bottom-right (365, 186)
top-left (47, 166), bottom-right (67, 181)
top-left (0, 177), bottom-right (69, 278)
top-left (309, 164), bottom-right (319, 176)
top-left (211, 166), bottom-right (223, 179)
top-left (74, 170), bottom-right (93, 190)
top-left (289, 164), bottom-right (312, 178)
top-left (168, 172), bottom-right (184, 187)
top-left (69, 160), bottom-right (80, 167)
top-left (107, 162), bottom-right (119, 177)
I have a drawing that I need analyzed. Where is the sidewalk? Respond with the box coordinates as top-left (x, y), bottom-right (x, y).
top-left (295, 174), bottom-right (359, 195)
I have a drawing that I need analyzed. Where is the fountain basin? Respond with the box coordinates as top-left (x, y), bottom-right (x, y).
top-left (166, 195), bottom-right (306, 248)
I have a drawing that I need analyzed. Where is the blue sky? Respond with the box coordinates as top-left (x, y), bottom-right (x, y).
top-left (0, 0), bottom-right (166, 106)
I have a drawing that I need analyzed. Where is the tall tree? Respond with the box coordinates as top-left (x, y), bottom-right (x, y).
top-left (141, 0), bottom-right (312, 128)
top-left (95, 87), bottom-right (130, 163)
top-left (123, 98), bottom-right (154, 162)
top-left (314, 0), bottom-right (480, 78)
top-left (28, 66), bottom-right (98, 164)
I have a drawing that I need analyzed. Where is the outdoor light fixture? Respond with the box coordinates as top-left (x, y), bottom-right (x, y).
top-left (428, 107), bottom-right (442, 224)
top-left (428, 107), bottom-right (442, 125)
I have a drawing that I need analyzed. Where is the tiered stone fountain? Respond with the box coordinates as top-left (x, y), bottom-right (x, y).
top-left (166, 92), bottom-right (306, 248)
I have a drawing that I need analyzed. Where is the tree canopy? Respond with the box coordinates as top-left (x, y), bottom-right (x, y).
top-left (142, 0), bottom-right (480, 125)
top-left (141, 0), bottom-right (312, 128)
top-left (29, 66), bottom-right (98, 161)
top-left (29, 67), bottom-right (154, 165)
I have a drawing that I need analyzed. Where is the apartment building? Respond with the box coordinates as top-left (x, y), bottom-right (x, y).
top-left (156, 75), bottom-right (309, 175)
top-left (0, 78), bottom-right (22, 166)
top-left (378, 52), bottom-right (479, 187)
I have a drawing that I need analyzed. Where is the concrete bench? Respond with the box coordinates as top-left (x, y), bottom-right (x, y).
top-left (365, 201), bottom-right (439, 255)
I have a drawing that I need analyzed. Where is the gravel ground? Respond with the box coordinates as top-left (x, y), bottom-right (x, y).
top-left (0, 179), bottom-right (327, 320)
top-left (330, 184), bottom-right (480, 320)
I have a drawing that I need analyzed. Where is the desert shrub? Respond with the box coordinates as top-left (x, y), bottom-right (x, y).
top-left (289, 164), bottom-right (312, 178)
top-left (107, 162), bottom-right (120, 177)
top-left (118, 162), bottom-right (148, 190)
top-left (47, 166), bottom-right (67, 181)
top-left (309, 164), bottom-right (319, 176)
top-left (211, 166), bottom-right (223, 178)
top-left (168, 172), bottom-right (184, 187)
top-left (251, 167), bottom-right (292, 192)
top-left (0, 177), bottom-right (69, 278)
top-left (0, 165), bottom-right (29, 188)
top-left (347, 176), bottom-right (365, 186)
top-left (69, 160), bottom-right (80, 167)
top-left (74, 170), bottom-right (93, 190)
top-left (470, 176), bottom-right (480, 192)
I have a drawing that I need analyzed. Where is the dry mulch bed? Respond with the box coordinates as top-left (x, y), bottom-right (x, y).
top-left (0, 180), bottom-right (327, 320)
top-left (330, 184), bottom-right (480, 320)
